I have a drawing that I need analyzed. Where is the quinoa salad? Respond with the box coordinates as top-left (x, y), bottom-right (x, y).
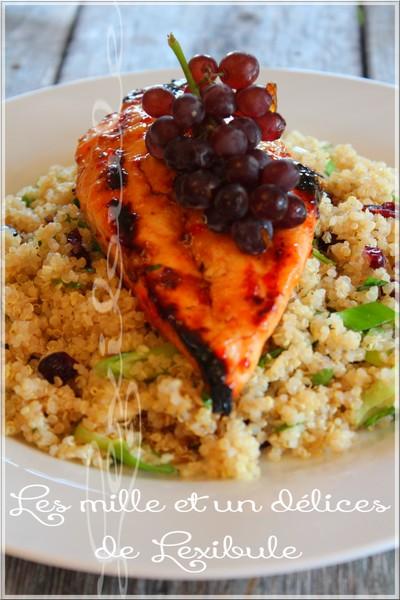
top-left (4, 132), bottom-right (397, 480)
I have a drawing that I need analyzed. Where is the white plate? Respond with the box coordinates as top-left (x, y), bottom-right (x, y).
top-left (4, 69), bottom-right (397, 580)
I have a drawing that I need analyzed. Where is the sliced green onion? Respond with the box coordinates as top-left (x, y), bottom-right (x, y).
top-left (311, 368), bottom-right (334, 386)
top-left (357, 277), bottom-right (387, 291)
top-left (355, 370), bottom-right (395, 427)
top-left (21, 194), bottom-right (34, 207)
top-left (337, 302), bottom-right (396, 331)
top-left (275, 422), bottom-right (304, 433)
top-left (201, 391), bottom-right (212, 409)
top-left (363, 406), bottom-right (395, 428)
top-left (94, 343), bottom-right (178, 378)
top-left (312, 247), bottom-right (335, 265)
top-left (52, 278), bottom-right (82, 289)
top-left (324, 159), bottom-right (336, 177)
top-left (77, 219), bottom-right (88, 229)
top-left (365, 350), bottom-right (391, 367)
top-left (74, 425), bottom-right (176, 474)
top-left (258, 347), bottom-right (284, 368)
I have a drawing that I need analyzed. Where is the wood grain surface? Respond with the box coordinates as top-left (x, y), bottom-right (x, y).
top-left (4, 2), bottom-right (397, 597)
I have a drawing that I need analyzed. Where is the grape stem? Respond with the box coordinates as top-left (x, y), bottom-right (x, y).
top-left (167, 33), bottom-right (200, 97)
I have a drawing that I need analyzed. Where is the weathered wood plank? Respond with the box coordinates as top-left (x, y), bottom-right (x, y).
top-left (58, 4), bottom-right (363, 83)
top-left (365, 4), bottom-right (396, 83)
top-left (4, 4), bottom-right (78, 97)
top-left (5, 550), bottom-right (396, 596)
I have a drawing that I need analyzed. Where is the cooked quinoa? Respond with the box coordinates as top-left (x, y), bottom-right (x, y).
top-left (4, 133), bottom-right (397, 479)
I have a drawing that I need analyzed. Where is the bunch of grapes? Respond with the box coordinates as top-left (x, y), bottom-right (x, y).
top-left (142, 48), bottom-right (307, 255)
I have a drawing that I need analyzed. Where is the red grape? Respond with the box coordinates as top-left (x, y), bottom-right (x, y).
top-left (260, 219), bottom-right (274, 240)
top-left (277, 193), bottom-right (307, 228)
top-left (230, 117), bottom-right (261, 148)
top-left (225, 154), bottom-right (260, 187)
top-left (188, 54), bottom-right (219, 86)
top-left (174, 170), bottom-right (220, 209)
top-left (211, 123), bottom-right (248, 157)
top-left (248, 149), bottom-right (272, 169)
top-left (219, 52), bottom-right (260, 89)
top-left (142, 86), bottom-right (175, 117)
top-left (261, 159), bottom-right (300, 191)
top-left (250, 185), bottom-right (288, 222)
top-left (214, 183), bottom-right (249, 220)
top-left (202, 83), bottom-right (236, 118)
top-left (256, 112), bottom-right (286, 141)
top-left (164, 138), bottom-right (194, 170)
top-left (236, 85), bottom-right (272, 117)
top-left (231, 217), bottom-right (266, 255)
top-left (172, 93), bottom-right (205, 129)
top-left (145, 116), bottom-right (180, 158)
top-left (206, 207), bottom-right (231, 233)
top-left (164, 137), bottom-right (214, 171)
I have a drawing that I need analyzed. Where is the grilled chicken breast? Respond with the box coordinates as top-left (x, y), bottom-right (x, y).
top-left (75, 81), bottom-right (320, 414)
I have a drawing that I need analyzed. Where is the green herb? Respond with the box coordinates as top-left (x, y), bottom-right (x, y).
top-left (357, 277), bottom-right (387, 291)
top-left (94, 343), bottom-right (178, 378)
top-left (167, 33), bottom-right (200, 96)
top-left (337, 301), bottom-right (396, 331)
top-left (311, 368), bottom-right (334, 386)
top-left (258, 347), bottom-right (284, 368)
top-left (365, 350), bottom-right (390, 367)
top-left (201, 391), bottom-right (212, 409)
top-left (312, 247), bottom-right (335, 265)
top-left (21, 194), bottom-right (33, 207)
top-left (324, 159), bottom-right (336, 177)
top-left (52, 278), bottom-right (82, 289)
top-left (74, 425), bottom-right (176, 474)
top-left (322, 142), bottom-right (333, 151)
top-left (275, 422), bottom-right (304, 433)
top-left (146, 264), bottom-right (163, 272)
top-left (91, 239), bottom-right (102, 252)
top-left (77, 219), bottom-right (88, 229)
top-left (73, 198), bottom-right (80, 208)
top-left (356, 370), bottom-right (395, 428)
top-left (363, 406), bottom-right (395, 428)
top-left (85, 266), bottom-right (95, 273)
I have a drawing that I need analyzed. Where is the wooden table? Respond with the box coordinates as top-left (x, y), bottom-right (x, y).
top-left (4, 3), bottom-right (396, 596)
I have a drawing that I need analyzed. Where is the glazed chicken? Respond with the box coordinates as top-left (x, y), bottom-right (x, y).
top-left (75, 81), bottom-right (320, 414)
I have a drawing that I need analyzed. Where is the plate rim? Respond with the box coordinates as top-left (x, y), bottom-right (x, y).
top-left (3, 68), bottom-right (397, 580)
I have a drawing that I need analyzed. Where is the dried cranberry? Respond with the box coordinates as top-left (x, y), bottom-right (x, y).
top-left (363, 202), bottom-right (396, 219)
top-left (364, 246), bottom-right (386, 269)
top-left (38, 352), bottom-right (77, 384)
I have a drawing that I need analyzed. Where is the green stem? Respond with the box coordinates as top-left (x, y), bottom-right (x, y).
top-left (167, 33), bottom-right (200, 96)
